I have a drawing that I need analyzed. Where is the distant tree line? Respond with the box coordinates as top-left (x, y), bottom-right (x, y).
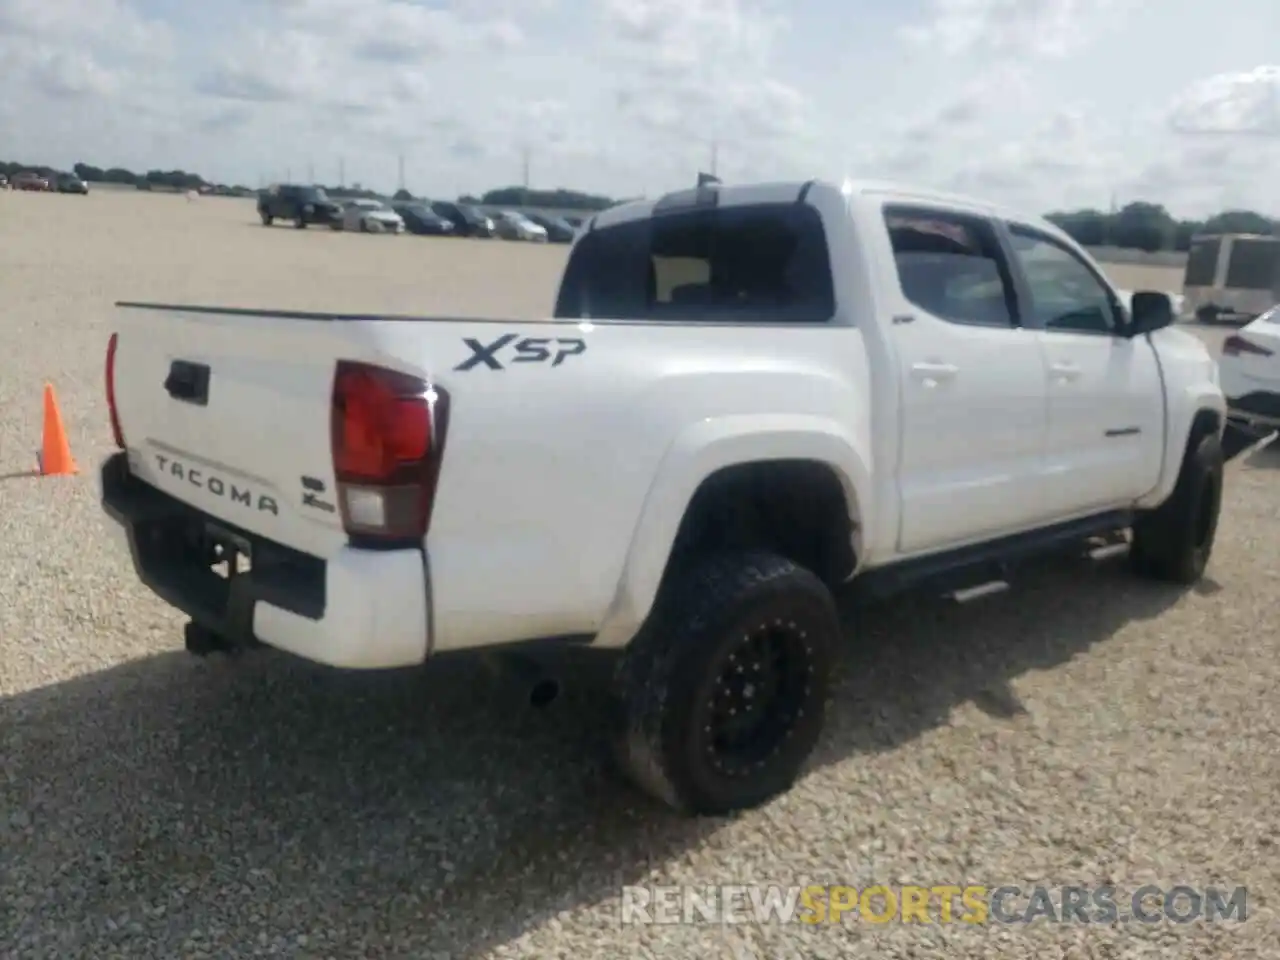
top-left (4, 158), bottom-right (1275, 247)
top-left (0, 159), bottom-right (257, 197)
top-left (1044, 202), bottom-right (1275, 252)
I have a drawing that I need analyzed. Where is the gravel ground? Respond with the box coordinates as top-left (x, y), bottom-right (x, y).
top-left (1, 189), bottom-right (1277, 959)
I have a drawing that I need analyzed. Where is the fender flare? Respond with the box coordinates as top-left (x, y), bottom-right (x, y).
top-left (591, 414), bottom-right (872, 648)
top-left (1141, 383), bottom-right (1226, 509)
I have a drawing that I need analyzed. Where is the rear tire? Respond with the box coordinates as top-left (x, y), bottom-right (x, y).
top-left (260, 211), bottom-right (273, 226)
top-left (610, 550), bottom-right (838, 816)
top-left (1130, 430), bottom-right (1224, 584)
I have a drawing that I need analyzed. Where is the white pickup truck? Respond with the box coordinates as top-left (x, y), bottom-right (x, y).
top-left (101, 178), bottom-right (1237, 816)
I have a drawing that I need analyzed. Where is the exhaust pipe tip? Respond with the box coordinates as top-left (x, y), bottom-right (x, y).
top-left (529, 677), bottom-right (560, 708)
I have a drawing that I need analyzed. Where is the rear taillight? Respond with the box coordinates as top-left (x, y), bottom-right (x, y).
top-left (330, 360), bottom-right (449, 544)
top-left (1223, 335), bottom-right (1273, 357)
top-left (105, 332), bottom-right (125, 449)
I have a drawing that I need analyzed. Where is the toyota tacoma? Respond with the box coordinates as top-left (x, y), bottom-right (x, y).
top-left (101, 178), bottom-right (1236, 815)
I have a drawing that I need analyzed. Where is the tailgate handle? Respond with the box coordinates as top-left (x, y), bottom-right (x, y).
top-left (164, 360), bottom-right (210, 406)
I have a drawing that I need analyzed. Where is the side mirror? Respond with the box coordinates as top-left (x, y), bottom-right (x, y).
top-left (1127, 290), bottom-right (1174, 336)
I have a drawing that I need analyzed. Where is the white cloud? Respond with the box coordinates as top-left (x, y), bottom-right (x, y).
top-left (901, 0), bottom-right (1134, 60)
top-left (1168, 66), bottom-right (1280, 135)
top-left (1, 0), bottom-right (1278, 217)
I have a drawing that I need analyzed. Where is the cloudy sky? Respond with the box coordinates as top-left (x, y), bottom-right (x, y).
top-left (1, 0), bottom-right (1277, 216)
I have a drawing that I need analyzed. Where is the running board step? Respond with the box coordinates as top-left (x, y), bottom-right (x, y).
top-left (944, 540), bottom-right (1128, 602)
top-left (851, 509), bottom-right (1135, 604)
top-left (1087, 542), bottom-right (1130, 561)
top-left (948, 580), bottom-right (1010, 603)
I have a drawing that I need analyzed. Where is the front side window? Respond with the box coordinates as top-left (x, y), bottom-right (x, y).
top-left (1007, 226), bottom-right (1119, 334)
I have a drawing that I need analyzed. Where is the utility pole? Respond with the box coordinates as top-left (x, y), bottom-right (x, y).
top-left (307, 162), bottom-right (314, 183)
top-left (338, 157), bottom-right (345, 188)
top-left (710, 140), bottom-right (718, 176)
top-left (285, 166), bottom-right (292, 183)
top-left (397, 153), bottom-right (405, 193)
top-left (521, 146), bottom-right (530, 206)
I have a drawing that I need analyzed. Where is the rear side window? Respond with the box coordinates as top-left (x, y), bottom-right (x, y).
top-left (553, 202), bottom-right (836, 322)
top-left (883, 206), bottom-right (1016, 327)
top-left (1224, 238), bottom-right (1280, 291)
top-left (1183, 237), bottom-right (1220, 287)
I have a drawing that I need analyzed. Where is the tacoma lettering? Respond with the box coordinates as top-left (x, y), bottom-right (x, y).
top-left (153, 454), bottom-right (279, 515)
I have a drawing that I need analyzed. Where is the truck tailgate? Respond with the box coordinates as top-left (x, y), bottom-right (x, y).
top-left (111, 304), bottom-right (417, 559)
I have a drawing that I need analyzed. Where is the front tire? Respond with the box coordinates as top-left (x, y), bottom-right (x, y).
top-left (1130, 429), bottom-right (1224, 584)
top-left (610, 550), bottom-right (838, 816)
top-left (260, 211), bottom-right (273, 226)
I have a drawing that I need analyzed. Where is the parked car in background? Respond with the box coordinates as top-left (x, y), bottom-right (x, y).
top-left (492, 210), bottom-right (548, 242)
top-left (1219, 302), bottom-right (1280, 442)
top-left (55, 173), bottom-right (89, 194)
top-left (1182, 232), bottom-right (1280, 325)
top-left (430, 200), bottom-right (495, 237)
top-left (0, 174), bottom-right (8, 189)
top-left (258, 184), bottom-right (343, 228)
top-left (333, 198), bottom-right (405, 234)
top-left (392, 202), bottom-right (456, 236)
top-left (523, 212), bottom-right (576, 243)
top-left (562, 215), bottom-right (585, 228)
top-left (12, 171), bottom-right (50, 191)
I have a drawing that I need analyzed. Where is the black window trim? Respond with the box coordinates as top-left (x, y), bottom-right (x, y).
top-left (1002, 220), bottom-right (1127, 338)
top-left (882, 203), bottom-right (1024, 330)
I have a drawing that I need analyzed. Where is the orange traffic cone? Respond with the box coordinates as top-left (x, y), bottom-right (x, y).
top-left (38, 384), bottom-right (78, 476)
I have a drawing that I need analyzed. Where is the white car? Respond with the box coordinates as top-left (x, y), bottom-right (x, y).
top-left (492, 210), bottom-right (548, 242)
top-left (1218, 302), bottom-right (1280, 440)
top-left (102, 177), bottom-right (1230, 817)
top-left (333, 198), bottom-right (405, 234)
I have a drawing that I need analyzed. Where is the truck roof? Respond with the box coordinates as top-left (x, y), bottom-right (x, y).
top-left (590, 177), bottom-right (1066, 243)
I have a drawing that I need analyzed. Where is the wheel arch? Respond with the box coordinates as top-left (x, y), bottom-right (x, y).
top-left (592, 416), bottom-right (871, 650)
top-left (1139, 380), bottom-right (1226, 511)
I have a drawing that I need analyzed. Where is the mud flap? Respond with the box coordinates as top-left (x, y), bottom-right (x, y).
top-left (1223, 419), bottom-right (1277, 462)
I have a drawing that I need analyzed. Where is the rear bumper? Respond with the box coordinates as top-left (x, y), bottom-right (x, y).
top-left (1226, 390), bottom-right (1280, 426)
top-left (99, 452), bottom-right (430, 669)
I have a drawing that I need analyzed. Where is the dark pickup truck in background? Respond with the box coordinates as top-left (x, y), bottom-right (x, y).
top-left (257, 184), bottom-right (343, 228)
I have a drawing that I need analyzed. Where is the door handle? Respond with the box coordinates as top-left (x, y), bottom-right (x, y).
top-left (911, 361), bottom-right (959, 379)
top-left (911, 361), bottom-right (958, 389)
top-left (1049, 362), bottom-right (1082, 381)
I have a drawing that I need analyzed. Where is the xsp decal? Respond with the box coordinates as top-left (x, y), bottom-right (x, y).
top-left (454, 334), bottom-right (586, 371)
